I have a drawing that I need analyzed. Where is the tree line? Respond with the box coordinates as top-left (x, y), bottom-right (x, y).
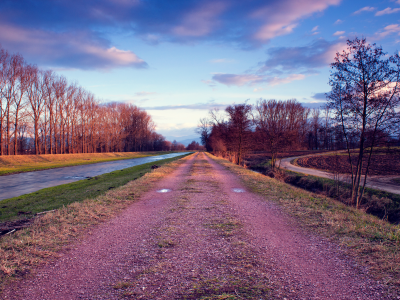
top-left (0, 46), bottom-right (170, 155)
top-left (199, 38), bottom-right (400, 208)
top-left (199, 99), bottom-right (398, 167)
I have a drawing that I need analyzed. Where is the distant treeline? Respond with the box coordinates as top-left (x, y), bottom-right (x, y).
top-left (198, 99), bottom-right (399, 167)
top-left (0, 46), bottom-right (171, 155)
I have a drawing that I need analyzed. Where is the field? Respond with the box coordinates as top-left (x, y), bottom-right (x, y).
top-left (244, 150), bottom-right (331, 172)
top-left (0, 151), bottom-right (173, 175)
top-left (296, 148), bottom-right (400, 176)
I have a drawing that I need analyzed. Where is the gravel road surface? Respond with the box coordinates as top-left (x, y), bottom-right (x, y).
top-left (2, 153), bottom-right (387, 299)
top-left (0, 152), bottom-right (189, 201)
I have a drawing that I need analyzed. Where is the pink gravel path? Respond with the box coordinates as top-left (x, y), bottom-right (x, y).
top-left (204, 154), bottom-right (387, 299)
top-left (2, 152), bottom-right (388, 299)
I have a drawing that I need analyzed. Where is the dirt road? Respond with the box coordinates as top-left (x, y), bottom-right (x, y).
top-left (3, 153), bottom-right (387, 299)
top-left (279, 156), bottom-right (400, 195)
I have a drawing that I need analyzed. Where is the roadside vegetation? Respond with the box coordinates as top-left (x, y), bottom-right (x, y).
top-left (0, 153), bottom-right (193, 292)
top-left (209, 153), bottom-right (400, 297)
top-left (246, 152), bottom-right (400, 224)
top-left (0, 154), bottom-right (191, 231)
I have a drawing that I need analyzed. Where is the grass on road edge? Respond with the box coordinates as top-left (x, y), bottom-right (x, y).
top-left (208, 153), bottom-right (400, 297)
top-left (0, 151), bottom-right (177, 176)
top-left (0, 152), bottom-right (194, 293)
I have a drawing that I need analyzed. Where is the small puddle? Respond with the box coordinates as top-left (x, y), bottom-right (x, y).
top-left (65, 176), bottom-right (90, 180)
top-left (232, 188), bottom-right (245, 193)
top-left (157, 189), bottom-right (171, 193)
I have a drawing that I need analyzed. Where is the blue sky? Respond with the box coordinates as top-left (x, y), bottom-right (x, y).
top-left (1, 0), bottom-right (400, 141)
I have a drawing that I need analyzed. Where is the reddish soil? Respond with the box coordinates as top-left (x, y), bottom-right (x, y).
top-left (297, 152), bottom-right (400, 176)
top-left (2, 153), bottom-right (388, 299)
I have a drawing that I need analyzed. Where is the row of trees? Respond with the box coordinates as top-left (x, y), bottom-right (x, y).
top-left (0, 46), bottom-right (167, 155)
top-left (199, 100), bottom-right (316, 168)
top-left (198, 38), bottom-right (400, 209)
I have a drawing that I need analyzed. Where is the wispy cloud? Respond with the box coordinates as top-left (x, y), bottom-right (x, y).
top-left (201, 79), bottom-right (217, 88)
top-left (268, 74), bottom-right (305, 86)
top-left (134, 91), bottom-right (157, 97)
top-left (333, 31), bottom-right (345, 36)
top-left (259, 39), bottom-right (347, 73)
top-left (0, 22), bottom-right (148, 70)
top-left (0, 0), bottom-right (342, 49)
top-left (212, 74), bottom-right (265, 86)
top-left (353, 6), bottom-right (376, 15)
top-left (211, 73), bottom-right (305, 87)
top-left (250, 0), bottom-right (340, 44)
top-left (142, 101), bottom-right (228, 110)
top-left (312, 26), bottom-right (319, 32)
top-left (375, 7), bottom-right (400, 16)
top-left (172, 2), bottom-right (227, 37)
top-left (334, 19), bottom-right (343, 25)
top-left (208, 39), bottom-right (347, 89)
top-left (374, 24), bottom-right (400, 39)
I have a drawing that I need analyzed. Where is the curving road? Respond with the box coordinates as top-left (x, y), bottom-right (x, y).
top-left (279, 155), bottom-right (400, 195)
top-left (0, 152), bottom-right (190, 201)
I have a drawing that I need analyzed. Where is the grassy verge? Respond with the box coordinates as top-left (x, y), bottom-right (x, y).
top-left (0, 151), bottom-right (177, 176)
top-left (208, 153), bottom-right (400, 297)
top-left (248, 157), bottom-right (400, 224)
top-left (0, 152), bottom-right (194, 293)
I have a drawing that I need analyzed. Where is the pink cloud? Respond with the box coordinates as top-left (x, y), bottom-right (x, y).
top-left (0, 22), bottom-right (147, 69)
top-left (212, 74), bottom-right (265, 86)
top-left (373, 24), bottom-right (400, 39)
top-left (333, 31), bottom-right (345, 36)
top-left (211, 73), bottom-right (306, 87)
top-left (353, 6), bottom-right (376, 15)
top-left (268, 74), bottom-right (305, 86)
top-left (375, 7), bottom-right (400, 16)
top-left (172, 2), bottom-right (227, 37)
top-left (251, 0), bottom-right (341, 42)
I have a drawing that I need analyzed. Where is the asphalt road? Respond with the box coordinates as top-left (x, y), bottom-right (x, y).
top-left (0, 152), bottom-right (190, 201)
top-left (279, 156), bottom-right (400, 195)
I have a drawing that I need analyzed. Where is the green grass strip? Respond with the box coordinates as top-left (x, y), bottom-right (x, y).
top-left (0, 153), bottom-right (191, 223)
top-left (0, 151), bottom-right (177, 176)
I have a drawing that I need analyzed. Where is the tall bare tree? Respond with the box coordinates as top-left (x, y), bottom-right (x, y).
top-left (26, 66), bottom-right (46, 154)
top-left (328, 38), bottom-right (400, 208)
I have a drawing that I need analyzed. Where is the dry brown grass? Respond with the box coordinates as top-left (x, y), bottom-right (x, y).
top-left (207, 153), bottom-right (400, 296)
top-left (0, 152), bottom-right (160, 175)
top-left (0, 153), bottom-right (194, 292)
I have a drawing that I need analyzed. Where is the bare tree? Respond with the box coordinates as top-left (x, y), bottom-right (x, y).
top-left (0, 47), bottom-right (8, 155)
top-left (196, 118), bottom-right (212, 150)
top-left (26, 66), bottom-right (46, 154)
top-left (328, 38), bottom-right (400, 208)
top-left (12, 57), bottom-right (28, 154)
top-left (253, 99), bottom-right (309, 170)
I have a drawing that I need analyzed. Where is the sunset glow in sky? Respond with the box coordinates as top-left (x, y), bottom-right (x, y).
top-left (1, 0), bottom-right (400, 141)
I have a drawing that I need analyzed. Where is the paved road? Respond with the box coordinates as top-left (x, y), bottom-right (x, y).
top-left (0, 152), bottom-right (190, 201)
top-left (279, 156), bottom-right (400, 195)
